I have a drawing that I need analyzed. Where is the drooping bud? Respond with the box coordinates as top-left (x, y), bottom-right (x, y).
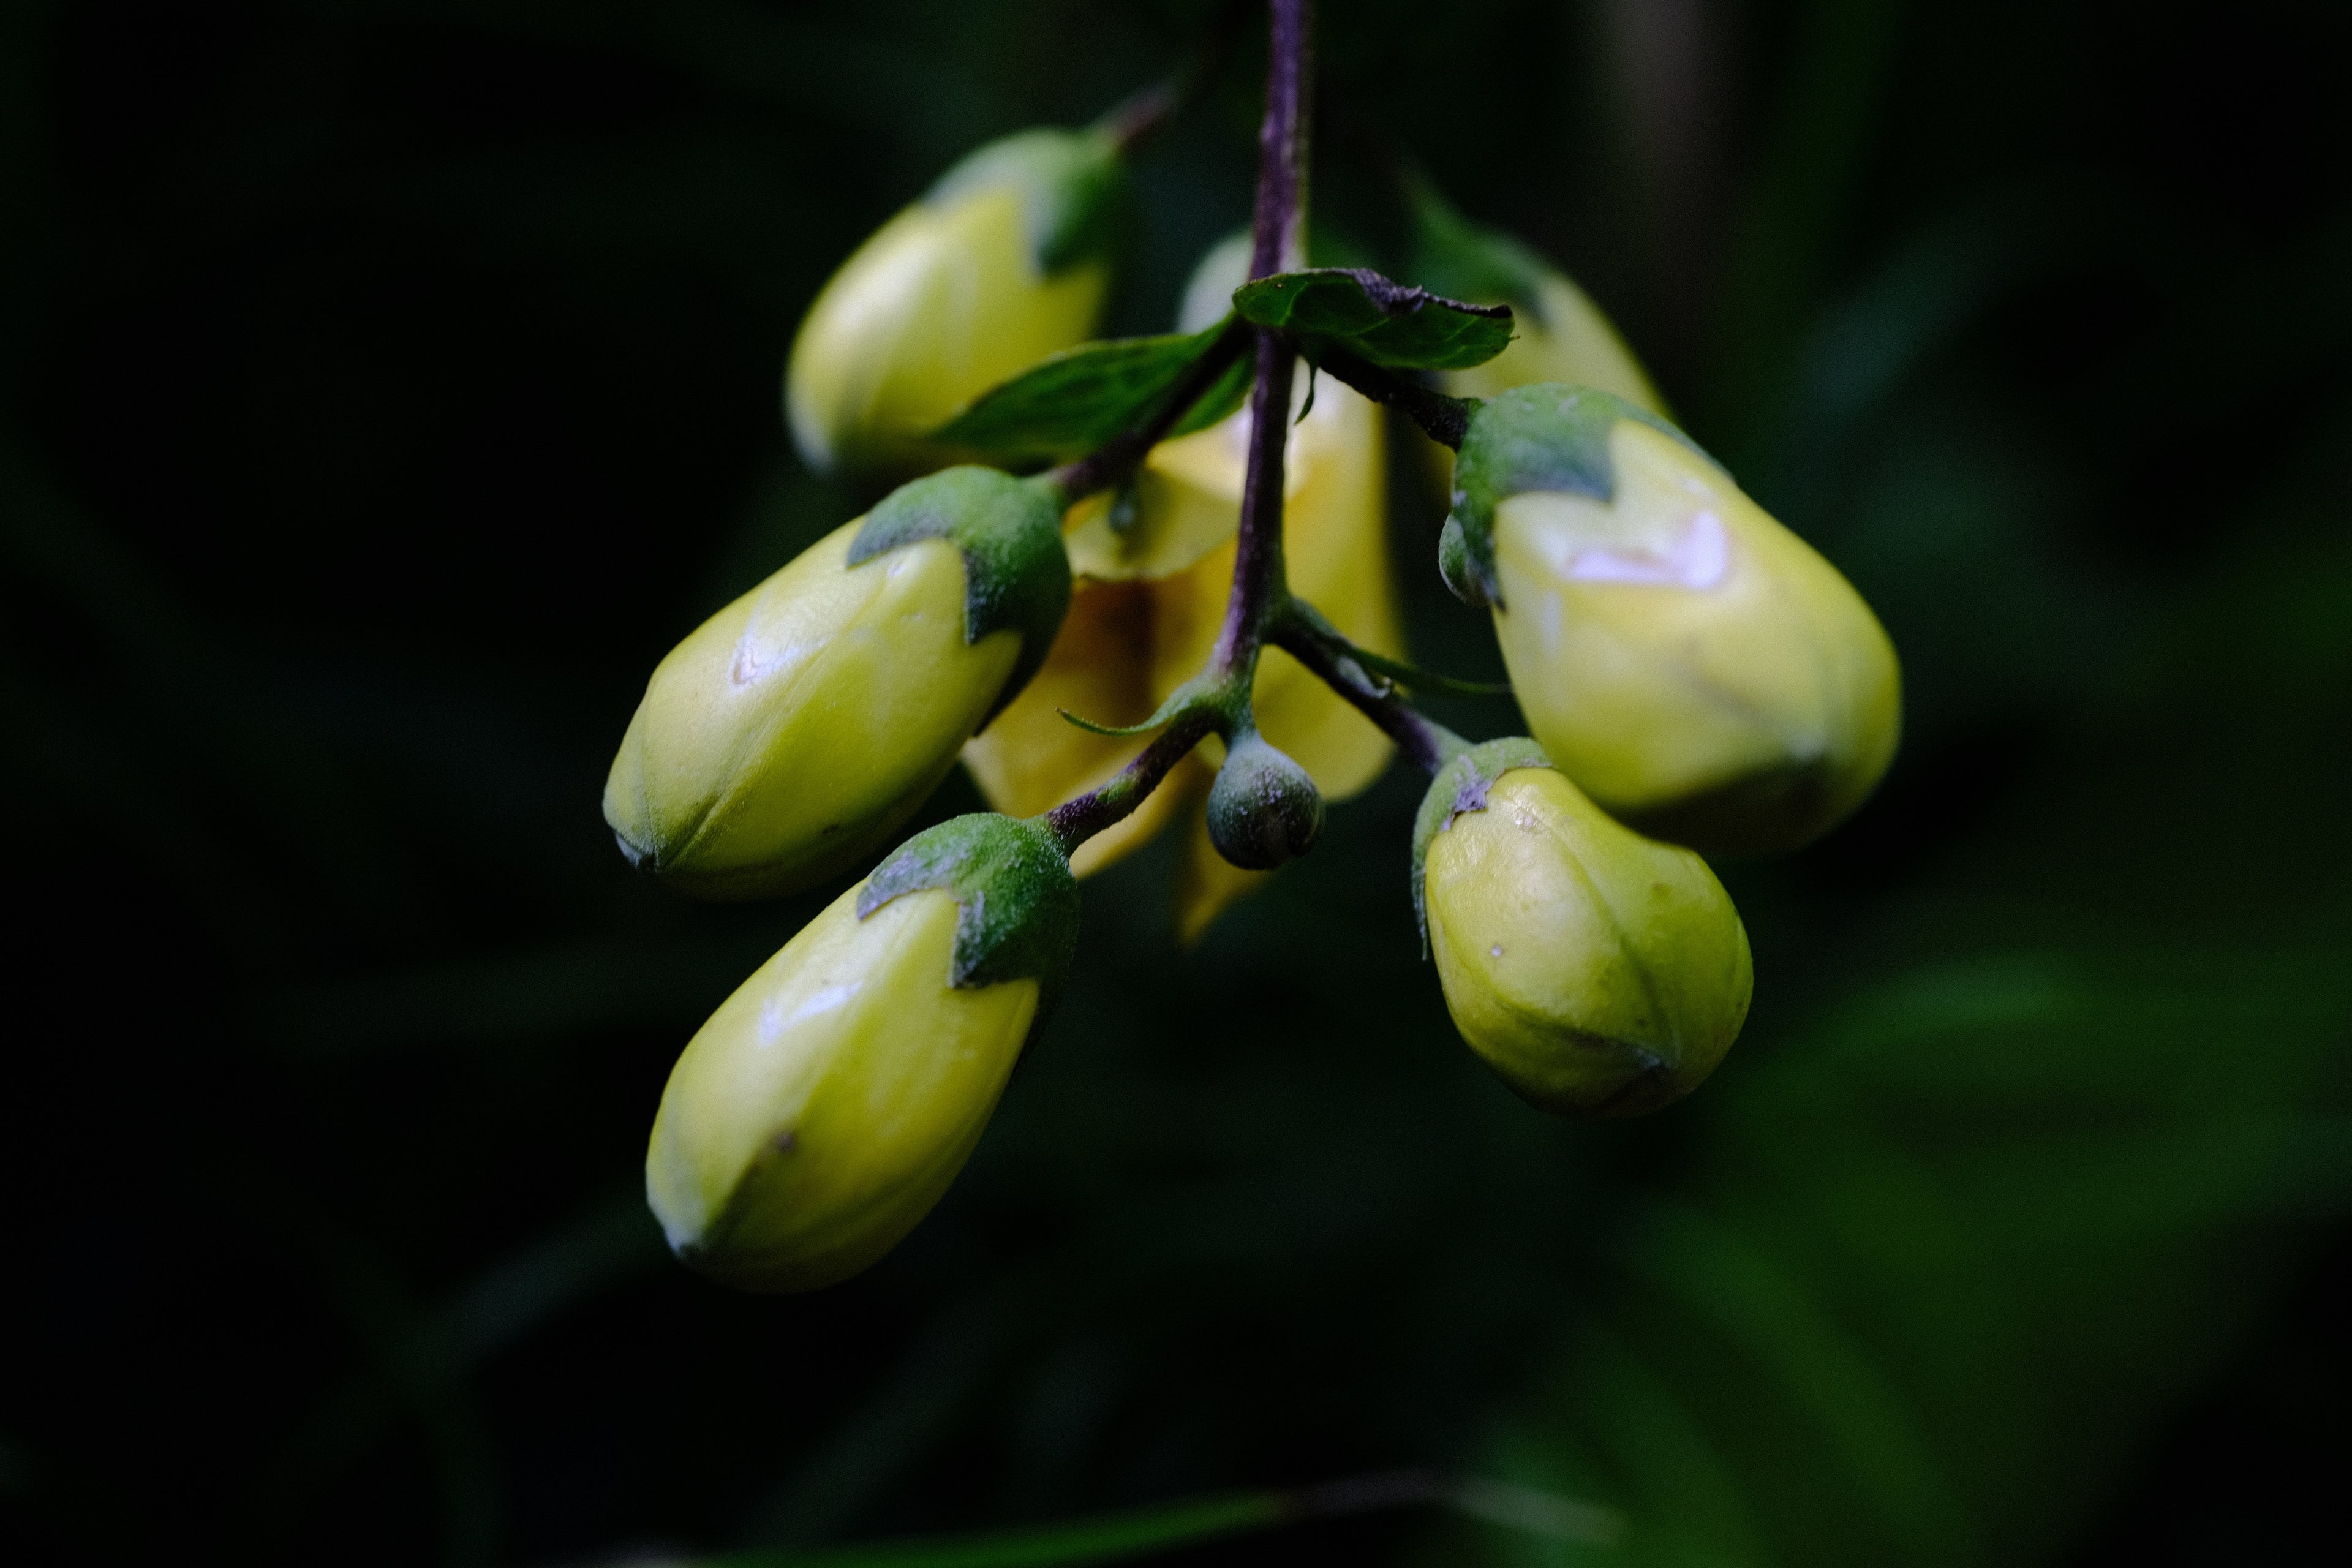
top-left (1413, 740), bottom-right (1752, 1118)
top-left (786, 128), bottom-right (1125, 479)
top-left (1446, 385), bottom-right (1901, 854)
top-left (1205, 731), bottom-right (1324, 870)
top-left (646, 814), bottom-right (1079, 1292)
top-left (604, 467), bottom-right (1071, 899)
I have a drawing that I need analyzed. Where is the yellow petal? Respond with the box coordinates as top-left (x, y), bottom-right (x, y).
top-left (960, 578), bottom-right (1196, 878)
top-left (1170, 738), bottom-right (1261, 946)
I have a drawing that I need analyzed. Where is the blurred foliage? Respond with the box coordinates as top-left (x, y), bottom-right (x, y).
top-left (4, 1), bottom-right (2350, 1566)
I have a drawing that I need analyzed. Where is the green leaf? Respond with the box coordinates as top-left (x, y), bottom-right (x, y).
top-left (1404, 172), bottom-right (1555, 326)
top-left (930, 322), bottom-right (1248, 464)
top-left (1232, 268), bottom-right (1514, 371)
top-left (701, 1472), bottom-right (1619, 1566)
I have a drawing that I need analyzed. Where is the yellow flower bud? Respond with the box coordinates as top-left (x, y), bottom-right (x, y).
top-left (606, 469), bottom-right (1070, 899)
top-left (1449, 386), bottom-right (1900, 854)
top-left (647, 814), bottom-right (1078, 1292)
top-left (787, 129), bottom-right (1123, 478)
top-left (1415, 741), bottom-right (1752, 1117)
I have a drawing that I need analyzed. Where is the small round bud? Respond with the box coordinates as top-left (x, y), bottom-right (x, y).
top-left (1206, 732), bottom-right (1325, 870)
top-left (646, 815), bottom-right (1078, 1292)
top-left (604, 468), bottom-right (1069, 899)
top-left (1414, 741), bottom-right (1752, 1118)
top-left (787, 127), bottom-right (1124, 478)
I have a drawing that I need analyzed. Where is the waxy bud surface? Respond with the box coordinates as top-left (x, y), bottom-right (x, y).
top-left (606, 469), bottom-right (1069, 899)
top-left (1452, 386), bottom-right (1900, 854)
top-left (1415, 741), bottom-right (1752, 1117)
top-left (788, 129), bottom-right (1123, 478)
top-left (647, 815), bottom-right (1078, 1292)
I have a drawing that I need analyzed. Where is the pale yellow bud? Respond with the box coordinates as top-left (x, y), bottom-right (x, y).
top-left (1490, 418), bottom-right (1900, 853)
top-left (1420, 756), bottom-right (1751, 1117)
top-left (647, 884), bottom-right (1036, 1291)
top-left (604, 521), bottom-right (1019, 898)
top-left (787, 130), bottom-right (1119, 478)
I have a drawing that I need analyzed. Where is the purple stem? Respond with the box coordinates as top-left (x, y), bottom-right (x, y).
top-left (1043, 712), bottom-right (1217, 854)
top-left (1270, 618), bottom-right (1466, 777)
top-left (1309, 344), bottom-right (1474, 450)
top-left (1210, 0), bottom-right (1310, 682)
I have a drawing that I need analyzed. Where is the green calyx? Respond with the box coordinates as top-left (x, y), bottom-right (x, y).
top-left (927, 126), bottom-right (1127, 275)
top-left (851, 466), bottom-right (1074, 724)
top-left (858, 813), bottom-right (1080, 1038)
top-left (1442, 384), bottom-right (1713, 608)
top-left (1410, 736), bottom-right (1555, 949)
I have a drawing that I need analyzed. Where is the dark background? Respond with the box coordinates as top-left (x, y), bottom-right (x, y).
top-left (6, 1), bottom-right (2351, 1564)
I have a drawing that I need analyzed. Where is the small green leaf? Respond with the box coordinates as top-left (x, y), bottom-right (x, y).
top-left (931, 321), bottom-right (1248, 463)
top-left (1404, 171), bottom-right (1555, 326)
top-left (1232, 268), bottom-right (1514, 371)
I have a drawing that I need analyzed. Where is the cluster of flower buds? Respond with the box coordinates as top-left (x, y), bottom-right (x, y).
top-left (607, 20), bottom-right (1899, 1291)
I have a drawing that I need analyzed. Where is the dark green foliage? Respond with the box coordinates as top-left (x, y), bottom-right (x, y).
top-left (1233, 268), bottom-right (1517, 369)
top-left (851, 467), bottom-right (1073, 721)
top-left (929, 323), bottom-right (1248, 462)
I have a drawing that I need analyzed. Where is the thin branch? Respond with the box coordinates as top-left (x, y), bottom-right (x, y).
top-left (1038, 0), bottom-right (1321, 850)
top-left (1042, 712), bottom-right (1216, 853)
top-left (1308, 343), bottom-right (1476, 449)
top-left (1271, 613), bottom-right (1468, 777)
top-left (1210, 333), bottom-right (1296, 678)
top-left (1093, 0), bottom-right (1259, 155)
top-left (1047, 323), bottom-right (1248, 505)
top-left (1210, 0), bottom-right (1311, 683)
